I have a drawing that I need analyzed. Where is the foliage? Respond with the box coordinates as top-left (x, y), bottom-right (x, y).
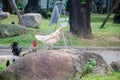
top-left (17, 3), bottom-right (25, 10)
top-left (81, 71), bottom-right (120, 80)
top-left (81, 58), bottom-right (96, 78)
top-left (81, 0), bottom-right (86, 4)
top-left (85, 58), bottom-right (96, 73)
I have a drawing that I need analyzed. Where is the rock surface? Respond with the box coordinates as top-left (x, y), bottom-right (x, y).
top-left (0, 12), bottom-right (9, 20)
top-left (20, 13), bottom-right (42, 28)
top-left (0, 24), bottom-right (26, 38)
top-left (110, 60), bottom-right (120, 71)
top-left (0, 49), bottom-right (111, 80)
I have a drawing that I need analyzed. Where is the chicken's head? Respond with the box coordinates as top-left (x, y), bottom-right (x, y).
top-left (58, 27), bottom-right (64, 32)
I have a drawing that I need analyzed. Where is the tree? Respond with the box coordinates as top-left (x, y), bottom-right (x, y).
top-left (113, 2), bottom-right (120, 24)
top-left (100, 0), bottom-right (120, 28)
top-left (24, 0), bottom-right (40, 13)
top-left (68, 0), bottom-right (92, 39)
top-left (24, 0), bottom-right (51, 18)
top-left (8, 0), bottom-right (24, 26)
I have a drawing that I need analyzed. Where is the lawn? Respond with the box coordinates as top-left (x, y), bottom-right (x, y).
top-left (0, 60), bottom-right (7, 71)
top-left (81, 72), bottom-right (120, 80)
top-left (0, 14), bottom-right (120, 47)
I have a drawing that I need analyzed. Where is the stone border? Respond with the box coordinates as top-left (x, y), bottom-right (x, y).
top-left (0, 46), bottom-right (120, 51)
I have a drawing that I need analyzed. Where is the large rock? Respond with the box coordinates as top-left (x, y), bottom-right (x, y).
top-left (110, 60), bottom-right (120, 71)
top-left (20, 13), bottom-right (42, 28)
top-left (0, 24), bottom-right (27, 38)
top-left (0, 12), bottom-right (9, 20)
top-left (0, 49), bottom-right (111, 80)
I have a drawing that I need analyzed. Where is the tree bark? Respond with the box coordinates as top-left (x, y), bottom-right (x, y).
top-left (47, 0), bottom-right (49, 13)
top-left (24, 0), bottom-right (40, 13)
top-left (8, 0), bottom-right (24, 26)
top-left (113, 2), bottom-right (120, 24)
top-left (100, 0), bottom-right (120, 28)
top-left (68, 0), bottom-right (92, 39)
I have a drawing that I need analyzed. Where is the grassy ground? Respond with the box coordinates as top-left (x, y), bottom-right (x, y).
top-left (81, 72), bottom-right (120, 80)
top-left (0, 60), bottom-right (6, 71)
top-left (0, 60), bottom-right (12, 71)
top-left (0, 14), bottom-right (120, 47)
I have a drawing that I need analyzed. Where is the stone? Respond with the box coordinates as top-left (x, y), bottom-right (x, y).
top-left (110, 60), bottom-right (120, 71)
top-left (20, 13), bottom-right (42, 28)
top-left (0, 24), bottom-right (27, 38)
top-left (0, 49), bottom-right (111, 80)
top-left (0, 12), bottom-right (9, 20)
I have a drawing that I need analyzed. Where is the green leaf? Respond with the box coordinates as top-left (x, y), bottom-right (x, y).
top-left (81, 0), bottom-right (86, 4)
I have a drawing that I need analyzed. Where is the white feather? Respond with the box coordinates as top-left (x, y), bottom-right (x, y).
top-left (35, 27), bottom-right (63, 47)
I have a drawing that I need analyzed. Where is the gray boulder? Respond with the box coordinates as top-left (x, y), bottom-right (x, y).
top-left (111, 60), bottom-right (120, 71)
top-left (0, 49), bottom-right (111, 80)
top-left (0, 12), bottom-right (9, 20)
top-left (20, 13), bottom-right (42, 28)
top-left (0, 24), bottom-right (27, 38)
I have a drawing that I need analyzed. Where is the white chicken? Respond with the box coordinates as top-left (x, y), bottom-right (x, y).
top-left (35, 27), bottom-right (63, 48)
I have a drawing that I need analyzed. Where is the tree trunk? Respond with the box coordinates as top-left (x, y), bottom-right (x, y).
top-left (24, 0), bottom-right (40, 13)
top-left (100, 0), bottom-right (120, 28)
top-left (8, 0), bottom-right (24, 26)
top-left (113, 2), bottom-right (120, 24)
top-left (68, 0), bottom-right (92, 39)
top-left (47, 0), bottom-right (49, 13)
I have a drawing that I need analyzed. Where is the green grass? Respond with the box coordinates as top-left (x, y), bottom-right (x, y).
top-left (0, 60), bottom-right (12, 71)
top-left (81, 72), bottom-right (120, 80)
top-left (0, 14), bottom-right (120, 47)
top-left (0, 60), bottom-right (7, 71)
top-left (0, 60), bottom-right (10, 71)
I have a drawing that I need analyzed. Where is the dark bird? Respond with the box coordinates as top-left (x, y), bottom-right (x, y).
top-left (11, 42), bottom-right (22, 62)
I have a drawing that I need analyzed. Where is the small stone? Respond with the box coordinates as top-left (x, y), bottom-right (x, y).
top-left (0, 12), bottom-right (9, 20)
top-left (111, 60), bottom-right (120, 71)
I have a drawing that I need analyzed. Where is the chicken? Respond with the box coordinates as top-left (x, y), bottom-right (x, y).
top-left (19, 40), bottom-right (38, 57)
top-left (11, 42), bottom-right (22, 62)
top-left (29, 40), bottom-right (37, 52)
top-left (35, 27), bottom-right (63, 48)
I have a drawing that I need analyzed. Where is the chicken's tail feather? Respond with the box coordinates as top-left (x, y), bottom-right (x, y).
top-left (35, 35), bottom-right (43, 41)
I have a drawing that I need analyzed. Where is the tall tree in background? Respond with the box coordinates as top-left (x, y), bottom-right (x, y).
top-left (68, 0), bottom-right (92, 38)
top-left (8, 0), bottom-right (24, 26)
top-left (113, 2), bottom-right (120, 24)
top-left (24, 0), bottom-right (40, 13)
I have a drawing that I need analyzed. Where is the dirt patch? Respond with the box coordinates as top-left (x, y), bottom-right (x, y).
top-left (0, 58), bottom-right (5, 64)
top-left (106, 36), bottom-right (120, 42)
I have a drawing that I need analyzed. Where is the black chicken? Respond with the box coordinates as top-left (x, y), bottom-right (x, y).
top-left (6, 42), bottom-right (22, 67)
top-left (11, 42), bottom-right (22, 62)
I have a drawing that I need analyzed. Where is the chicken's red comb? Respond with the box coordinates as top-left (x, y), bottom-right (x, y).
top-left (33, 40), bottom-right (37, 47)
